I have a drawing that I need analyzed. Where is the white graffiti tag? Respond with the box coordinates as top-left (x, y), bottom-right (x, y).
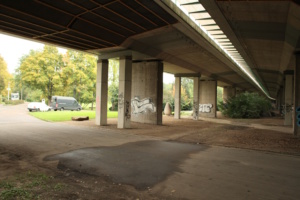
top-left (199, 104), bottom-right (213, 113)
top-left (131, 97), bottom-right (156, 114)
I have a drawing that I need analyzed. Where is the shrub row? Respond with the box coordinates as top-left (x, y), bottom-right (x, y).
top-left (219, 92), bottom-right (272, 118)
top-left (5, 100), bottom-right (25, 105)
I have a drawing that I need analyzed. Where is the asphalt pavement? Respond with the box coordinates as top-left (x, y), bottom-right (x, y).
top-left (0, 104), bottom-right (299, 199)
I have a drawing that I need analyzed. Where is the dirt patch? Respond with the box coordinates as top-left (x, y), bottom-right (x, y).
top-left (176, 125), bottom-right (300, 154)
top-left (0, 145), bottom-right (184, 200)
top-left (63, 115), bottom-right (300, 155)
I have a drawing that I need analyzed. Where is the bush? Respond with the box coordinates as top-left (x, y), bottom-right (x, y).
top-left (5, 100), bottom-right (25, 105)
top-left (108, 83), bottom-right (118, 111)
top-left (219, 92), bottom-right (272, 118)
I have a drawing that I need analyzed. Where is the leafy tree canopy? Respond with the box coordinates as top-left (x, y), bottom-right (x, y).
top-left (61, 50), bottom-right (97, 104)
top-left (0, 55), bottom-right (12, 97)
top-left (19, 45), bottom-right (63, 104)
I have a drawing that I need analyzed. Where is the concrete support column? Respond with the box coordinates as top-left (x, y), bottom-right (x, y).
top-left (277, 87), bottom-right (284, 111)
top-left (131, 61), bottom-right (163, 125)
top-left (276, 89), bottom-right (281, 110)
top-left (157, 63), bottom-right (163, 125)
top-left (199, 80), bottom-right (217, 118)
top-left (284, 72), bottom-right (293, 126)
top-left (223, 86), bottom-right (236, 102)
top-left (293, 52), bottom-right (300, 136)
top-left (96, 59), bottom-right (108, 126)
top-left (280, 86), bottom-right (285, 114)
top-left (174, 77), bottom-right (181, 119)
top-left (117, 56), bottom-right (132, 129)
top-left (193, 77), bottom-right (200, 120)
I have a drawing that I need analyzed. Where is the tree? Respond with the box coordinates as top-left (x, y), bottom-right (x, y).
top-left (217, 86), bottom-right (223, 111)
top-left (108, 59), bottom-right (119, 84)
top-left (108, 59), bottom-right (119, 111)
top-left (0, 55), bottom-right (13, 98)
top-left (219, 92), bottom-right (272, 118)
top-left (19, 45), bottom-right (64, 104)
top-left (181, 78), bottom-right (193, 110)
top-left (163, 78), bottom-right (194, 111)
top-left (163, 83), bottom-right (174, 111)
top-left (62, 50), bottom-right (97, 104)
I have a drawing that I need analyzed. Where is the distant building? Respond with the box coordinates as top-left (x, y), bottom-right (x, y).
top-left (11, 93), bottom-right (19, 100)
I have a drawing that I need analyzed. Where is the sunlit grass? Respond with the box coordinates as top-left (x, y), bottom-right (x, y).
top-left (29, 110), bottom-right (118, 122)
top-left (180, 111), bottom-right (193, 116)
top-left (0, 171), bottom-right (63, 200)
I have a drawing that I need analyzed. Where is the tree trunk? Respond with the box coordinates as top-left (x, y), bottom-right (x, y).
top-left (48, 80), bottom-right (53, 106)
top-left (73, 87), bottom-right (76, 99)
top-left (111, 101), bottom-right (115, 111)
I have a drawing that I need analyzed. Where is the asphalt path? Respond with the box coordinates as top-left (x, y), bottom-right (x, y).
top-left (0, 104), bottom-right (300, 199)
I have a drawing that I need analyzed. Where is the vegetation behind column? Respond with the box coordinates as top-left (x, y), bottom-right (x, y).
top-left (218, 92), bottom-right (272, 118)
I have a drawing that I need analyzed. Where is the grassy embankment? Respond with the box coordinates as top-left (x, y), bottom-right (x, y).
top-left (30, 110), bottom-right (193, 122)
top-left (29, 110), bottom-right (118, 122)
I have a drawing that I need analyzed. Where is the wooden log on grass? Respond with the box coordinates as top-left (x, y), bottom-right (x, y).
top-left (72, 116), bottom-right (89, 121)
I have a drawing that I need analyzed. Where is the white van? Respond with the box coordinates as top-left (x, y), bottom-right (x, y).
top-left (28, 99), bottom-right (51, 112)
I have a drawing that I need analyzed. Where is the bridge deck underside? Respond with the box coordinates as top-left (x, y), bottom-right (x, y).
top-left (1, 0), bottom-right (299, 97)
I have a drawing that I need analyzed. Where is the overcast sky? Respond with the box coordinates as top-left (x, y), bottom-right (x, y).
top-left (0, 33), bottom-right (66, 74)
top-left (0, 33), bottom-right (174, 83)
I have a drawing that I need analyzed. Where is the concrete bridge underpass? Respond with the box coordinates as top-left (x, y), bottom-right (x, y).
top-left (1, 0), bottom-right (299, 135)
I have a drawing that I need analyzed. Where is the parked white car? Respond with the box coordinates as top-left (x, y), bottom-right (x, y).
top-left (28, 102), bottom-right (51, 112)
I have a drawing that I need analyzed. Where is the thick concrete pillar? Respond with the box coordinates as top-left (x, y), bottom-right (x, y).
top-left (117, 56), bottom-right (132, 129)
top-left (277, 87), bottom-right (284, 111)
top-left (193, 77), bottom-right (200, 120)
top-left (276, 89), bottom-right (281, 110)
top-left (174, 77), bottom-right (181, 119)
top-left (294, 52), bottom-right (300, 136)
top-left (199, 80), bottom-right (217, 118)
top-left (279, 86), bottom-right (285, 114)
top-left (157, 63), bottom-right (163, 124)
top-left (284, 72), bottom-right (293, 126)
top-left (131, 61), bottom-right (163, 125)
top-left (223, 86), bottom-right (236, 102)
top-left (96, 59), bottom-right (108, 126)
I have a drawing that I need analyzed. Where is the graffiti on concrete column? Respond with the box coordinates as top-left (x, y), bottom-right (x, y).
top-left (131, 97), bottom-right (156, 114)
top-left (125, 101), bottom-right (131, 120)
top-left (199, 104), bottom-right (213, 113)
top-left (118, 92), bottom-right (124, 110)
top-left (280, 103), bottom-right (294, 116)
top-left (285, 103), bottom-right (293, 113)
top-left (193, 101), bottom-right (199, 119)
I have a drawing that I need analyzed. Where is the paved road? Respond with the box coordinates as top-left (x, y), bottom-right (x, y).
top-left (1, 104), bottom-right (300, 199)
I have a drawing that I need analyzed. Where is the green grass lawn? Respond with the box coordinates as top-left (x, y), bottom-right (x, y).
top-left (29, 110), bottom-right (118, 122)
top-left (180, 110), bottom-right (193, 116)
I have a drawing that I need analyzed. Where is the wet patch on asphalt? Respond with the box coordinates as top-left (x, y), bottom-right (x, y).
top-left (45, 140), bottom-right (207, 189)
